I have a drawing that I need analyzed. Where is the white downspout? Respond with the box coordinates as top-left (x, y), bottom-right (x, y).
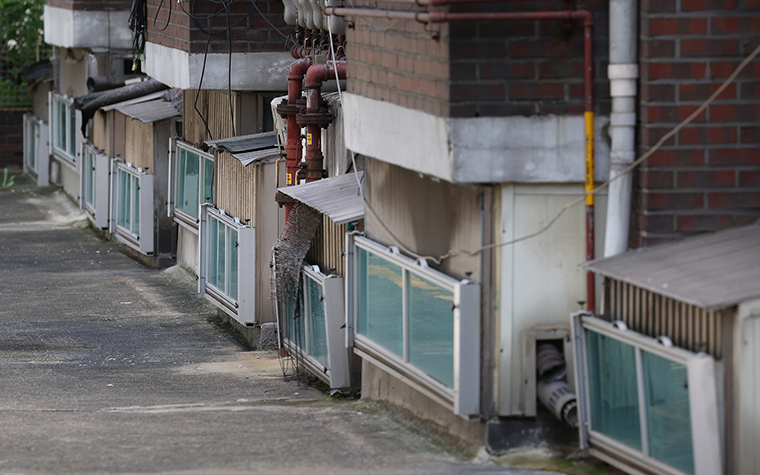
top-left (604, 0), bottom-right (639, 257)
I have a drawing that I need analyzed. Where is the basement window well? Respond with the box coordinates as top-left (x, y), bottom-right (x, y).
top-left (572, 314), bottom-right (722, 475)
top-left (346, 234), bottom-right (480, 416)
top-left (111, 161), bottom-right (154, 255)
top-left (80, 143), bottom-right (109, 229)
top-left (281, 265), bottom-right (350, 390)
top-left (199, 205), bottom-right (256, 325)
top-left (169, 139), bottom-right (214, 231)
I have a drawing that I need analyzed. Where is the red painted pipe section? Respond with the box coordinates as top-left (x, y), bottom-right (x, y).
top-left (323, 6), bottom-right (597, 311)
top-left (284, 57), bottom-right (312, 222)
top-left (303, 62), bottom-right (347, 183)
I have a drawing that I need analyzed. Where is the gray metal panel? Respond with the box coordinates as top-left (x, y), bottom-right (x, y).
top-left (113, 99), bottom-right (180, 123)
top-left (101, 91), bottom-right (167, 112)
top-left (230, 147), bottom-right (279, 167)
top-left (585, 223), bottom-right (760, 310)
top-left (205, 131), bottom-right (277, 153)
top-left (277, 172), bottom-right (364, 225)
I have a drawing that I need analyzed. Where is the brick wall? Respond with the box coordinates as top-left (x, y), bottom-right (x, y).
top-left (635, 0), bottom-right (760, 246)
top-left (146, 0), bottom-right (287, 55)
top-left (46, 0), bottom-right (132, 11)
top-left (346, 3), bottom-right (450, 117)
top-left (448, 0), bottom-right (610, 117)
top-left (0, 111), bottom-right (25, 168)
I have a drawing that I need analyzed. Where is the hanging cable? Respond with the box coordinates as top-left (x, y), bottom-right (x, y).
top-left (193, 1), bottom-right (221, 141)
top-left (152, 0), bottom-right (172, 31)
top-left (222, 0), bottom-right (236, 137)
top-left (128, 0), bottom-right (147, 70)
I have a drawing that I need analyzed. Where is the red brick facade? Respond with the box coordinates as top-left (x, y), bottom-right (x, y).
top-left (635, 0), bottom-right (760, 246)
top-left (0, 111), bottom-right (25, 168)
top-left (146, 0), bottom-right (286, 55)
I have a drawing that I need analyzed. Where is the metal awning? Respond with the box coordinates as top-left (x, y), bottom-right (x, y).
top-left (228, 148), bottom-right (279, 167)
top-left (584, 222), bottom-right (760, 310)
top-left (101, 91), bottom-right (166, 112)
top-left (112, 98), bottom-right (180, 123)
top-left (205, 131), bottom-right (278, 153)
top-left (277, 172), bottom-right (364, 225)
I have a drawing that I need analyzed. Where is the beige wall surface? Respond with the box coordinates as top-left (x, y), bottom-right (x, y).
top-left (124, 118), bottom-right (154, 170)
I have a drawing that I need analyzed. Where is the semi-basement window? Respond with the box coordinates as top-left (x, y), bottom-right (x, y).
top-left (199, 205), bottom-right (255, 325)
top-left (80, 144), bottom-right (109, 229)
top-left (170, 139), bottom-right (214, 230)
top-left (111, 161), bottom-right (154, 254)
top-left (572, 314), bottom-right (722, 475)
top-left (281, 265), bottom-right (350, 390)
top-left (50, 93), bottom-right (78, 165)
top-left (346, 234), bottom-right (480, 416)
top-left (23, 114), bottom-right (39, 174)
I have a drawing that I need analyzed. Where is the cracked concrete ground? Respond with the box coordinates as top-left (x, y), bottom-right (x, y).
top-left (0, 176), bottom-right (570, 475)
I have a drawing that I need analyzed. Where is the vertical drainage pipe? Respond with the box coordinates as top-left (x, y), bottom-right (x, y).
top-left (604, 0), bottom-right (638, 258)
top-left (280, 57), bottom-right (312, 222)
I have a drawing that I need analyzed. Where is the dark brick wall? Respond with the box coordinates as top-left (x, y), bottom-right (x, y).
top-left (634, 0), bottom-right (760, 246)
top-left (47, 0), bottom-right (132, 11)
top-left (146, 0), bottom-right (287, 55)
top-left (0, 111), bottom-right (26, 168)
top-left (448, 0), bottom-right (610, 117)
top-left (346, 3), bottom-right (450, 117)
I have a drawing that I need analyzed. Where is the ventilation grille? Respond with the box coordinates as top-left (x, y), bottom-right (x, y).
top-left (605, 278), bottom-right (723, 358)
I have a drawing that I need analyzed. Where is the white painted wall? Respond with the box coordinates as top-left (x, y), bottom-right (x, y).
top-left (496, 184), bottom-right (607, 416)
top-left (145, 42), bottom-right (292, 91)
top-left (343, 93), bottom-right (611, 184)
top-left (176, 226), bottom-right (200, 276)
top-left (44, 6), bottom-right (132, 50)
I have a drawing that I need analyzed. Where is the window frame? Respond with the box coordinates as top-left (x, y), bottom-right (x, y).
top-left (572, 313), bottom-right (722, 475)
top-left (280, 265), bottom-right (350, 390)
top-left (198, 204), bottom-right (256, 326)
top-left (80, 143), bottom-right (110, 229)
top-left (345, 233), bottom-right (481, 416)
top-left (111, 160), bottom-right (154, 255)
top-left (49, 92), bottom-right (80, 167)
top-left (168, 138), bottom-right (214, 233)
top-left (23, 113), bottom-right (39, 174)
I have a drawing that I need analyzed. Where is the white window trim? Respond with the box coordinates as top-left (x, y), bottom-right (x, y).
top-left (49, 92), bottom-right (82, 168)
top-left (571, 313), bottom-right (723, 475)
top-left (23, 114), bottom-right (50, 186)
top-left (80, 143), bottom-right (110, 229)
top-left (281, 265), bottom-right (350, 390)
top-left (198, 204), bottom-right (256, 325)
top-left (168, 138), bottom-right (214, 233)
top-left (345, 233), bottom-right (481, 417)
top-left (110, 160), bottom-right (154, 255)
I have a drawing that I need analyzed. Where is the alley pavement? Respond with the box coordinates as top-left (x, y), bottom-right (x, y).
top-left (0, 177), bottom-right (566, 475)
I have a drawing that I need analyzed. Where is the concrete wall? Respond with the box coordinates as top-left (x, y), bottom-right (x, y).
top-left (125, 118), bottom-right (154, 171)
top-left (496, 184), bottom-right (607, 416)
top-left (177, 226), bottom-right (200, 276)
top-left (364, 157), bottom-right (482, 281)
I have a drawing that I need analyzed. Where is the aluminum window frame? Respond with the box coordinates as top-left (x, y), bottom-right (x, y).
top-left (346, 234), bottom-right (480, 416)
top-left (198, 204), bottom-right (256, 325)
top-left (280, 265), bottom-right (350, 390)
top-left (80, 143), bottom-right (110, 229)
top-left (49, 92), bottom-right (80, 167)
top-left (572, 313), bottom-right (723, 475)
top-left (23, 113), bottom-right (39, 174)
top-left (111, 160), bottom-right (154, 255)
top-left (168, 138), bottom-right (214, 233)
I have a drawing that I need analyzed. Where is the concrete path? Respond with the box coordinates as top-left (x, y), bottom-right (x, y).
top-left (0, 178), bottom-right (565, 475)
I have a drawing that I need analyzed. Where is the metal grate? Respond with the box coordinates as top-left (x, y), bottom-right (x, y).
top-left (604, 277), bottom-right (723, 358)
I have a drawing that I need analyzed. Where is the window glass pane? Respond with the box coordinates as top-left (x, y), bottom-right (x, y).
top-left (643, 352), bottom-right (694, 475)
top-left (207, 216), bottom-right (219, 290)
top-left (228, 227), bottom-right (238, 301)
top-left (408, 273), bottom-right (454, 388)
top-left (177, 148), bottom-right (200, 218)
top-left (356, 247), bottom-right (403, 357)
top-left (202, 157), bottom-right (214, 205)
top-left (56, 100), bottom-right (66, 151)
top-left (118, 170), bottom-right (129, 229)
top-left (286, 295), bottom-right (305, 349)
top-left (586, 330), bottom-right (642, 451)
top-left (132, 175), bottom-right (140, 236)
top-left (84, 151), bottom-right (94, 206)
top-left (307, 276), bottom-right (328, 368)
top-left (215, 218), bottom-right (226, 293)
top-left (68, 107), bottom-right (76, 157)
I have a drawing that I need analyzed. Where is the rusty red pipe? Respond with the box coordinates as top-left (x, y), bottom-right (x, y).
top-left (283, 57), bottom-right (312, 222)
top-left (303, 62), bottom-right (347, 183)
top-left (324, 6), bottom-right (597, 311)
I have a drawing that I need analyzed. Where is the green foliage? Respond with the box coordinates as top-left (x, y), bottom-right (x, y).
top-left (1, 168), bottom-right (16, 190)
top-left (1, 0), bottom-right (45, 72)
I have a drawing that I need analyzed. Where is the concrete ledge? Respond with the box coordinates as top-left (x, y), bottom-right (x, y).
top-left (44, 5), bottom-right (132, 50)
top-left (215, 310), bottom-right (279, 350)
top-left (360, 358), bottom-right (485, 446)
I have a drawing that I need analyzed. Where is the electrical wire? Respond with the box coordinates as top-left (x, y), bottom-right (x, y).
top-left (152, 0), bottom-right (172, 31)
top-left (222, 0), bottom-right (236, 137)
top-left (193, 1), bottom-right (221, 141)
top-left (352, 42), bottom-right (760, 266)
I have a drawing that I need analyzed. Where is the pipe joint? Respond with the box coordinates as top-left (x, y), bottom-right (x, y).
top-left (610, 112), bottom-right (636, 127)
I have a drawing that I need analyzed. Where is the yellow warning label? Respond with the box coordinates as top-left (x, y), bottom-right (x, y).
top-left (306, 133), bottom-right (312, 146)
top-left (286, 173), bottom-right (292, 185)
